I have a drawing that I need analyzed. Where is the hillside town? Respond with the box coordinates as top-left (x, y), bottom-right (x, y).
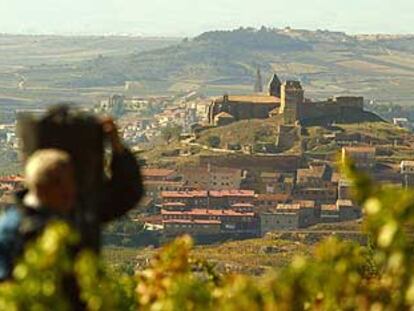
top-left (1, 72), bottom-right (413, 245)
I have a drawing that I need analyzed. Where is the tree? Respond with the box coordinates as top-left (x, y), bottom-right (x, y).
top-left (161, 125), bottom-right (182, 143)
top-left (207, 135), bottom-right (221, 148)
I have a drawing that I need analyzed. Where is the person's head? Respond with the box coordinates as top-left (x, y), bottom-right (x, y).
top-left (24, 149), bottom-right (77, 213)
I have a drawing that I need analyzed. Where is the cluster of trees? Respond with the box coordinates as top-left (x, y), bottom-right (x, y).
top-left (194, 27), bottom-right (311, 52)
top-left (161, 125), bottom-right (183, 143)
top-left (2, 162), bottom-right (414, 310)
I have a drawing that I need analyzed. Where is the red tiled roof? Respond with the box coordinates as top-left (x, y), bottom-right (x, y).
top-left (144, 180), bottom-right (185, 186)
top-left (142, 168), bottom-right (176, 177)
top-left (292, 200), bottom-right (316, 209)
top-left (342, 146), bottom-right (376, 153)
top-left (231, 203), bottom-right (254, 207)
top-left (0, 185), bottom-right (14, 191)
top-left (139, 215), bottom-right (163, 224)
top-left (255, 194), bottom-right (290, 201)
top-left (218, 95), bottom-right (281, 104)
top-left (161, 190), bottom-right (255, 198)
top-left (161, 191), bottom-right (208, 198)
top-left (161, 208), bottom-right (254, 217)
top-left (215, 111), bottom-right (234, 119)
top-left (321, 204), bottom-right (338, 211)
top-left (0, 175), bottom-right (24, 183)
top-left (181, 165), bottom-right (241, 174)
top-left (163, 202), bottom-right (186, 206)
top-left (209, 190), bottom-right (255, 197)
top-left (163, 219), bottom-right (222, 225)
top-left (276, 204), bottom-right (301, 210)
top-left (336, 200), bottom-right (353, 208)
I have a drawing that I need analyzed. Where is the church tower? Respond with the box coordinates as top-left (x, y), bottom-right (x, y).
top-left (268, 74), bottom-right (282, 97)
top-left (254, 68), bottom-right (263, 93)
top-left (280, 81), bottom-right (304, 124)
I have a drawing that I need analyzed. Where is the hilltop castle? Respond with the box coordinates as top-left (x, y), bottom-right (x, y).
top-left (207, 74), bottom-right (364, 126)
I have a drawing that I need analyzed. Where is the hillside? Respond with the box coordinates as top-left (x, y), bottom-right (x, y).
top-left (0, 35), bottom-right (179, 110)
top-left (36, 27), bottom-right (414, 104)
top-left (304, 121), bottom-right (414, 161)
top-left (104, 220), bottom-right (364, 276)
top-left (139, 111), bottom-right (396, 168)
top-left (196, 117), bottom-right (282, 148)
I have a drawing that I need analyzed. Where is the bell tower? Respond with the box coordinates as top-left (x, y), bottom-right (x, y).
top-left (280, 81), bottom-right (304, 124)
top-left (254, 68), bottom-right (263, 93)
top-left (268, 74), bottom-right (282, 97)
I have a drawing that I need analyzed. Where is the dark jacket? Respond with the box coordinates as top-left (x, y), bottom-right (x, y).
top-left (0, 148), bottom-right (143, 281)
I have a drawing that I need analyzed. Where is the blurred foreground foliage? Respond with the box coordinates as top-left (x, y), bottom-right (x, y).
top-left (2, 162), bottom-right (414, 310)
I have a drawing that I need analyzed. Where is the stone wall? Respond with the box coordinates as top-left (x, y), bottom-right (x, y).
top-left (208, 98), bottom-right (278, 124)
top-left (298, 96), bottom-right (364, 122)
top-left (199, 154), bottom-right (301, 172)
top-left (276, 125), bottom-right (300, 150)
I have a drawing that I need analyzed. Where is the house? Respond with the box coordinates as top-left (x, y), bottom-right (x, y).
top-left (180, 165), bottom-right (244, 190)
top-left (214, 112), bottom-right (235, 126)
top-left (293, 200), bottom-right (320, 226)
top-left (260, 204), bottom-right (301, 233)
top-left (208, 94), bottom-right (281, 126)
top-left (320, 204), bottom-right (340, 222)
top-left (0, 192), bottom-right (15, 211)
top-left (341, 146), bottom-right (376, 170)
top-left (260, 202), bottom-right (318, 234)
top-left (401, 161), bottom-right (414, 187)
top-left (163, 219), bottom-right (221, 237)
top-left (338, 179), bottom-right (353, 200)
top-left (393, 118), bottom-right (410, 129)
top-left (293, 186), bottom-right (337, 204)
top-left (254, 193), bottom-right (290, 213)
top-left (144, 180), bottom-right (189, 204)
top-left (161, 189), bottom-right (256, 210)
top-left (0, 175), bottom-right (24, 189)
top-left (161, 191), bottom-right (208, 209)
top-left (209, 190), bottom-right (256, 209)
top-left (142, 168), bottom-right (178, 182)
top-left (258, 172), bottom-right (294, 194)
top-left (296, 163), bottom-right (333, 188)
top-left (337, 200), bottom-right (361, 221)
top-left (400, 161), bottom-right (414, 174)
top-left (161, 208), bottom-right (258, 237)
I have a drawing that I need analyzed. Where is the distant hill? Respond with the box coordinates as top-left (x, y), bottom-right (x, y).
top-left (14, 27), bottom-right (414, 103)
top-left (56, 27), bottom-right (312, 87)
top-left (5, 27), bottom-right (414, 104)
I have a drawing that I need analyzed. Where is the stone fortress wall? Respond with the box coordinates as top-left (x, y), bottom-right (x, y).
top-left (298, 96), bottom-right (364, 123)
top-left (208, 73), bottom-right (365, 126)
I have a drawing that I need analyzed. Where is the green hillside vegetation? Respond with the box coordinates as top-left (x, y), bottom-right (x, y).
top-left (140, 113), bottom-right (408, 167)
top-left (197, 117), bottom-right (281, 148)
top-left (105, 235), bottom-right (313, 276)
top-left (104, 220), bottom-right (364, 276)
top-left (305, 121), bottom-right (412, 157)
top-left (148, 109), bottom-right (398, 161)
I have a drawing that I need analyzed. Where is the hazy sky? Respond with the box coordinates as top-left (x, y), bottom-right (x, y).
top-left (0, 0), bottom-right (413, 36)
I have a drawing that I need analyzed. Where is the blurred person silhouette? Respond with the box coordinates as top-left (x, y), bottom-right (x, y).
top-left (0, 117), bottom-right (142, 309)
